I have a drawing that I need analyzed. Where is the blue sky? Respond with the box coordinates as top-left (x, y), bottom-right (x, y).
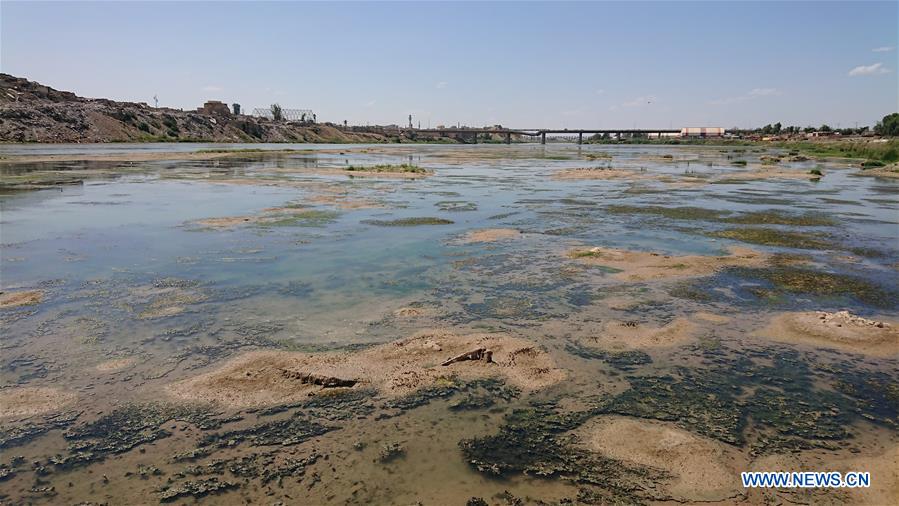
top-left (2, 1), bottom-right (896, 129)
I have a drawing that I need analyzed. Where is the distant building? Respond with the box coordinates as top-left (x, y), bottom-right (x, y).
top-left (232, 103), bottom-right (241, 115)
top-left (197, 100), bottom-right (231, 116)
top-left (681, 127), bottom-right (724, 137)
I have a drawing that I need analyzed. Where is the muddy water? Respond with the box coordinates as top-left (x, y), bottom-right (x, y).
top-left (1, 143), bottom-right (897, 505)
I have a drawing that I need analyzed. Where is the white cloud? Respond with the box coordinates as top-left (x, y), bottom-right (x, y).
top-left (364, 100), bottom-right (377, 107)
top-left (435, 81), bottom-right (447, 89)
top-left (201, 85), bottom-right (223, 92)
top-left (748, 88), bottom-right (781, 97)
top-left (595, 89), bottom-right (605, 95)
top-left (848, 62), bottom-right (889, 76)
top-left (622, 95), bottom-right (656, 107)
top-left (872, 46), bottom-right (895, 52)
top-left (709, 88), bottom-right (782, 105)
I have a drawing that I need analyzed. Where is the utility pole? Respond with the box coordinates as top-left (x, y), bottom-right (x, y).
top-left (153, 94), bottom-right (158, 108)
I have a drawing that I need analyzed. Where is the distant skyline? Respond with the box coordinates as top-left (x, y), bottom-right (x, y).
top-left (2, 1), bottom-right (897, 129)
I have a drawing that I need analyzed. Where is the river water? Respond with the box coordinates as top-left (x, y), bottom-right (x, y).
top-left (0, 143), bottom-right (896, 505)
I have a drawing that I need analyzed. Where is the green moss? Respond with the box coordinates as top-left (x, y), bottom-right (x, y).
top-left (708, 227), bottom-right (833, 249)
top-left (606, 204), bottom-right (728, 221)
top-left (730, 266), bottom-right (895, 307)
top-left (565, 343), bottom-right (652, 370)
top-left (721, 211), bottom-right (834, 226)
top-left (570, 249), bottom-right (603, 259)
top-left (600, 349), bottom-right (882, 453)
top-left (848, 246), bottom-right (887, 258)
top-left (586, 264), bottom-right (624, 274)
top-left (459, 404), bottom-right (664, 503)
top-left (363, 217), bottom-right (453, 226)
top-left (261, 210), bottom-right (340, 227)
top-left (668, 282), bottom-right (714, 302)
top-left (731, 160), bottom-right (748, 166)
top-left (605, 206), bottom-right (834, 227)
top-left (436, 200), bottom-right (477, 212)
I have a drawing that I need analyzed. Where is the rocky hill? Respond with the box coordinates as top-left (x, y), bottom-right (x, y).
top-left (0, 74), bottom-right (391, 143)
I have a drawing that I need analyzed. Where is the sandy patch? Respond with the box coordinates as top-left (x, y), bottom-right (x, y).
top-left (0, 386), bottom-right (77, 418)
top-left (193, 215), bottom-right (256, 228)
top-left (334, 168), bottom-right (431, 179)
top-left (855, 163), bottom-right (899, 179)
top-left (717, 166), bottom-right (817, 181)
top-left (393, 307), bottom-right (428, 318)
top-left (192, 205), bottom-right (319, 230)
top-left (758, 311), bottom-right (898, 356)
top-left (569, 245), bottom-right (767, 282)
top-left (693, 312), bottom-right (731, 324)
top-left (579, 416), bottom-right (744, 502)
top-left (129, 285), bottom-right (205, 320)
top-left (95, 357), bottom-right (137, 372)
top-left (307, 193), bottom-right (381, 209)
top-left (0, 289), bottom-right (43, 308)
top-left (459, 228), bottom-right (521, 244)
top-left (167, 330), bottom-right (566, 408)
top-left (750, 444), bottom-right (899, 505)
top-left (554, 167), bottom-right (651, 180)
top-left (586, 317), bottom-right (698, 350)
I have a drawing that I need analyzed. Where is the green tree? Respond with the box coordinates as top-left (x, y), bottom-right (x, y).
top-left (874, 113), bottom-right (899, 136)
top-left (270, 103), bottom-right (283, 121)
top-left (773, 122), bottom-right (782, 134)
top-left (819, 124), bottom-right (832, 132)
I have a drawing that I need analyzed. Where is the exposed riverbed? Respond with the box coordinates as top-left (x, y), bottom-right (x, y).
top-left (1, 143), bottom-right (897, 505)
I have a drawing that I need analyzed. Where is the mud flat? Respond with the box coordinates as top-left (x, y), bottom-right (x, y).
top-left (759, 310), bottom-right (898, 356)
top-left (392, 306), bottom-right (432, 318)
top-left (583, 317), bottom-right (698, 350)
top-left (554, 167), bottom-right (650, 180)
top-left (568, 245), bottom-right (767, 282)
top-left (458, 228), bottom-right (521, 244)
top-left (307, 193), bottom-right (382, 209)
top-left (0, 289), bottom-right (43, 308)
top-left (853, 162), bottom-right (899, 179)
top-left (579, 416), bottom-right (745, 502)
top-left (130, 284), bottom-right (206, 319)
top-left (95, 357), bottom-right (137, 372)
top-left (191, 206), bottom-right (339, 230)
top-left (715, 165), bottom-right (822, 181)
top-left (0, 386), bottom-right (77, 418)
top-left (750, 443), bottom-right (899, 505)
top-left (167, 330), bottom-right (565, 408)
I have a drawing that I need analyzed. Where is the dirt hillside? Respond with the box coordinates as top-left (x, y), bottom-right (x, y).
top-left (0, 74), bottom-right (391, 144)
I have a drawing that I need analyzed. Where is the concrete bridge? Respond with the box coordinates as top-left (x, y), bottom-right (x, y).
top-left (400, 127), bottom-right (683, 144)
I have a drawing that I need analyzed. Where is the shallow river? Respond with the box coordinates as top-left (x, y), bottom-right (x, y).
top-left (0, 143), bottom-right (897, 505)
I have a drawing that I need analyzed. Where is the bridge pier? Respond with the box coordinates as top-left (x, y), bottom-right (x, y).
top-left (540, 132), bottom-right (546, 145)
top-left (578, 132), bottom-right (583, 145)
top-left (505, 132), bottom-right (511, 144)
